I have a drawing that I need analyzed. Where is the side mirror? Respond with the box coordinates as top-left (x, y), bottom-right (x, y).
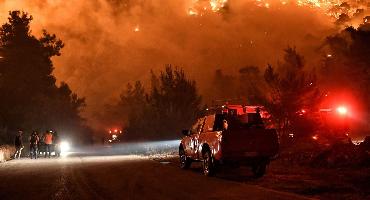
top-left (182, 130), bottom-right (190, 136)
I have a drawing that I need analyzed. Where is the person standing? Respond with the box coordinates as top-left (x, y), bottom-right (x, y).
top-left (53, 131), bottom-right (61, 157)
top-left (38, 131), bottom-right (46, 156)
top-left (29, 131), bottom-right (39, 159)
top-left (14, 130), bottom-right (24, 159)
top-left (44, 130), bottom-right (53, 158)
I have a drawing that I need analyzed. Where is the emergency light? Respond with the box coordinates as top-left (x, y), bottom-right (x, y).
top-left (336, 106), bottom-right (348, 115)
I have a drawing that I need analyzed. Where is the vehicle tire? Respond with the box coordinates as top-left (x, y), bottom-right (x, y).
top-left (252, 163), bottom-right (266, 178)
top-left (202, 148), bottom-right (215, 176)
top-left (179, 148), bottom-right (191, 169)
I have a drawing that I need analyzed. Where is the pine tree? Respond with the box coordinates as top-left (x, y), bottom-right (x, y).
top-left (0, 11), bottom-right (87, 144)
top-left (263, 47), bottom-right (321, 139)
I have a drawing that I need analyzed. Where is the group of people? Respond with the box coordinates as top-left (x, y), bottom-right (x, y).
top-left (14, 130), bottom-right (61, 159)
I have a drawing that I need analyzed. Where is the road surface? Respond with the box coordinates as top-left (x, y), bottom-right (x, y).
top-left (0, 149), bottom-right (313, 200)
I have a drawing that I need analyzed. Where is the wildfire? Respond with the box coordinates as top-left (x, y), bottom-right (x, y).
top-left (187, 0), bottom-right (228, 16)
top-left (210, 0), bottom-right (228, 12)
top-left (187, 0), bottom-right (369, 22)
top-left (255, 0), bottom-right (369, 20)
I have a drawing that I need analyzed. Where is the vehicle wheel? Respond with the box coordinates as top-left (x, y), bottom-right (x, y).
top-left (252, 163), bottom-right (266, 178)
top-left (202, 149), bottom-right (215, 176)
top-left (179, 148), bottom-right (191, 169)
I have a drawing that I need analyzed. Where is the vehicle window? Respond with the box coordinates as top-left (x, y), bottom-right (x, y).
top-left (227, 113), bottom-right (264, 130)
top-left (190, 117), bottom-right (205, 134)
top-left (213, 113), bottom-right (265, 131)
top-left (190, 121), bottom-right (199, 134)
top-left (213, 114), bottom-right (227, 131)
top-left (203, 115), bottom-right (215, 133)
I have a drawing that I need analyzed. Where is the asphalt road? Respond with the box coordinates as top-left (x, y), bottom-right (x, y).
top-left (0, 150), bottom-right (314, 200)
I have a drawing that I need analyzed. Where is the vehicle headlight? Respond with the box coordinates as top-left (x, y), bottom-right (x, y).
top-left (60, 141), bottom-right (71, 153)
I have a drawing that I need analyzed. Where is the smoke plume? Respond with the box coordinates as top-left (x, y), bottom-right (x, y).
top-left (0, 0), bottom-right (343, 128)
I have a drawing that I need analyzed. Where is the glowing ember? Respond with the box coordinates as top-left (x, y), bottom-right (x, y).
top-left (188, 8), bottom-right (198, 16)
top-left (210, 0), bottom-right (228, 12)
top-left (312, 135), bottom-right (318, 140)
top-left (134, 25), bottom-right (140, 32)
top-left (188, 0), bottom-right (228, 16)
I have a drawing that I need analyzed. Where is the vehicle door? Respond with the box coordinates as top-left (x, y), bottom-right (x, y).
top-left (199, 115), bottom-right (218, 156)
top-left (187, 117), bottom-right (205, 158)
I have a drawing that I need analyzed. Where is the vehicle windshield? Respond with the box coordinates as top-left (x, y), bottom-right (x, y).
top-left (214, 113), bottom-right (264, 131)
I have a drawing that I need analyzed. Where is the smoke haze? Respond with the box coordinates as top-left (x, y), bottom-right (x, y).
top-left (0, 0), bottom-right (339, 128)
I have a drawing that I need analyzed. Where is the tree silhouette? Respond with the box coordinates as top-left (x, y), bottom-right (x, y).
top-left (150, 65), bottom-right (202, 137)
top-left (0, 11), bottom-right (89, 144)
top-left (238, 65), bottom-right (266, 104)
top-left (210, 69), bottom-right (237, 102)
top-left (116, 65), bottom-right (202, 140)
top-left (322, 23), bottom-right (370, 113)
top-left (263, 47), bottom-right (321, 139)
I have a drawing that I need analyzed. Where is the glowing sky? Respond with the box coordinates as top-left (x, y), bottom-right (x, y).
top-left (1, 0), bottom-right (366, 128)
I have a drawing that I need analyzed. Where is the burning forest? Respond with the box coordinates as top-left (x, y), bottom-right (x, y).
top-left (0, 1), bottom-right (370, 200)
top-left (2, 0), bottom-right (367, 129)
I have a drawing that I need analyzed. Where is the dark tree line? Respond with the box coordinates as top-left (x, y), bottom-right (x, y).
top-left (207, 48), bottom-right (321, 140)
top-left (0, 11), bottom-right (91, 144)
top-left (112, 65), bottom-right (202, 140)
top-left (322, 22), bottom-right (370, 112)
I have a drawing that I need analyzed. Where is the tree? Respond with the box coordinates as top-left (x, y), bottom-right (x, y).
top-left (210, 69), bottom-right (237, 102)
top-left (238, 65), bottom-right (266, 104)
top-left (322, 23), bottom-right (370, 112)
top-left (263, 47), bottom-right (321, 140)
top-left (120, 81), bottom-right (147, 119)
top-left (119, 81), bottom-right (150, 139)
top-left (149, 65), bottom-right (202, 138)
top-left (0, 11), bottom-right (88, 144)
top-left (116, 65), bottom-right (202, 140)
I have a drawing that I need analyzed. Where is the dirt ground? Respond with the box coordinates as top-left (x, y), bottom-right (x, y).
top-left (1, 142), bottom-right (368, 200)
top-left (0, 154), bottom-right (315, 200)
top-left (159, 155), bottom-right (370, 200)
top-left (253, 160), bottom-right (370, 200)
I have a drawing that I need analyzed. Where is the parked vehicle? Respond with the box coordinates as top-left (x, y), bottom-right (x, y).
top-left (179, 105), bottom-right (279, 177)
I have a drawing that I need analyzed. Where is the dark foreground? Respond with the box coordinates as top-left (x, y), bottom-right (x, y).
top-left (0, 152), bottom-right (312, 200)
top-left (159, 157), bottom-right (370, 200)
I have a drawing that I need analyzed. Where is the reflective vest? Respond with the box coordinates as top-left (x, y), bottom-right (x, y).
top-left (44, 133), bottom-right (53, 144)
